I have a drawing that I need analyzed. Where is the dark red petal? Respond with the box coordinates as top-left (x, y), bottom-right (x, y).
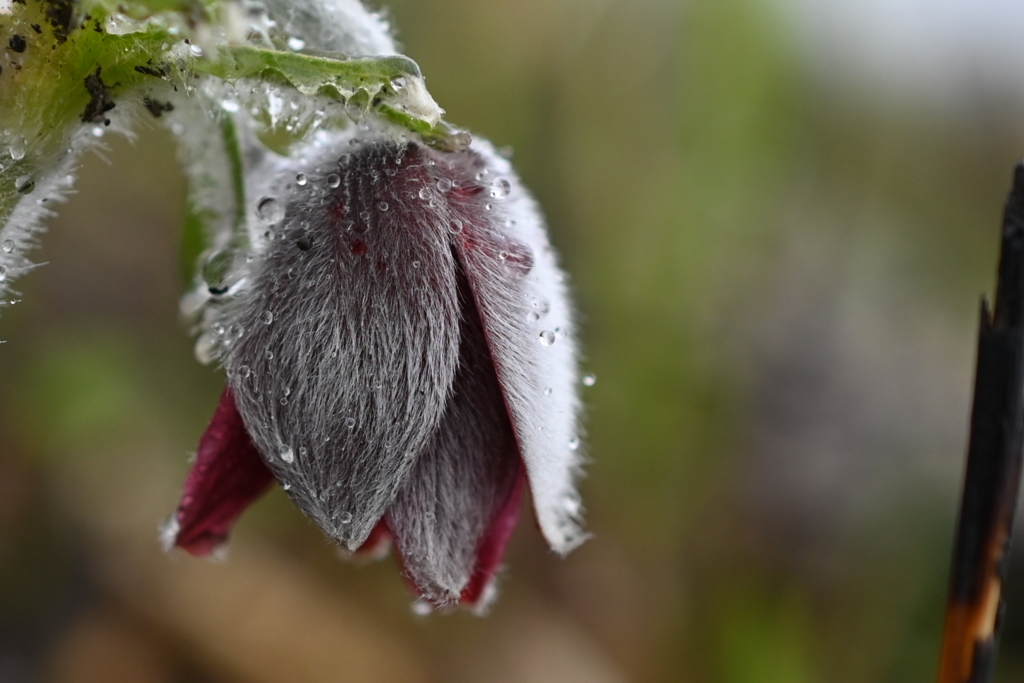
top-left (460, 465), bottom-right (525, 607)
top-left (168, 387), bottom-right (275, 556)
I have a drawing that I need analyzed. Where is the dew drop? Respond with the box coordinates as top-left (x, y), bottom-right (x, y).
top-left (280, 447), bottom-right (295, 463)
top-left (498, 251), bottom-right (508, 261)
top-left (280, 396), bottom-right (289, 405)
top-left (295, 173), bottom-right (307, 186)
top-left (538, 330), bottom-right (555, 346)
top-left (1, 240), bottom-right (13, 253)
top-left (449, 219), bottom-right (464, 234)
top-left (412, 599), bottom-right (433, 616)
top-left (257, 197), bottom-right (284, 224)
top-left (170, 123), bottom-right (184, 136)
top-left (159, 515), bottom-right (181, 552)
top-left (562, 496), bottom-right (581, 515)
top-left (532, 298), bottom-right (551, 319)
top-left (543, 387), bottom-right (553, 396)
top-left (568, 437), bottom-right (580, 451)
top-left (411, 260), bottom-right (421, 268)
top-left (378, 201), bottom-right (389, 212)
top-left (339, 511), bottom-right (353, 524)
top-left (345, 417), bottom-right (356, 429)
top-left (418, 187), bottom-right (431, 201)
top-left (221, 99), bottom-right (240, 113)
top-left (238, 365), bottom-right (251, 378)
top-left (582, 374), bottom-right (597, 387)
top-left (327, 173), bottom-right (341, 188)
top-left (260, 310), bottom-right (274, 325)
top-left (189, 44), bottom-right (204, 57)
top-left (436, 178), bottom-right (452, 192)
top-left (265, 350), bottom-right (274, 360)
top-left (15, 176), bottom-right (33, 194)
top-left (287, 36), bottom-right (306, 50)
top-left (0, 266), bottom-right (7, 282)
top-left (8, 137), bottom-right (26, 160)
top-left (390, 76), bottom-right (407, 91)
top-left (202, 249), bottom-right (235, 295)
top-left (484, 203), bottom-right (493, 211)
top-left (298, 446), bottom-right (307, 457)
top-left (490, 178), bottom-right (512, 198)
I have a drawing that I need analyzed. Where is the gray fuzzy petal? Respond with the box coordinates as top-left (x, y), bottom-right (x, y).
top-left (226, 141), bottom-right (461, 550)
top-left (386, 273), bottom-right (521, 606)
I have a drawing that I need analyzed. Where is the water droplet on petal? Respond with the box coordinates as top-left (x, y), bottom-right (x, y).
top-left (260, 310), bottom-right (274, 325)
top-left (265, 350), bottom-right (274, 360)
top-left (484, 203), bottom-right (493, 211)
top-left (568, 437), bottom-right (580, 451)
top-left (378, 201), bottom-right (389, 212)
top-left (418, 187), bottom-right (431, 201)
top-left (543, 387), bottom-right (552, 395)
top-left (287, 37), bottom-right (306, 50)
top-left (340, 511), bottom-right (353, 524)
top-left (582, 374), bottom-right (597, 387)
top-left (411, 260), bottom-right (421, 268)
top-left (538, 330), bottom-right (555, 346)
top-left (449, 219), bottom-right (464, 234)
top-left (238, 365), bottom-right (252, 378)
top-left (159, 515), bottom-right (181, 552)
top-left (390, 76), bottom-right (407, 92)
top-left (436, 178), bottom-right (452, 192)
top-left (0, 266), bottom-right (8, 283)
top-left (1, 240), bottom-right (14, 253)
top-left (295, 173), bottom-right (307, 186)
top-left (490, 178), bottom-right (512, 198)
top-left (257, 197), bottom-right (284, 224)
top-left (280, 447), bottom-right (295, 463)
top-left (327, 174), bottom-right (341, 188)
top-left (189, 43), bottom-right (204, 57)
top-left (221, 99), bottom-right (240, 113)
top-left (298, 446), bottom-right (308, 457)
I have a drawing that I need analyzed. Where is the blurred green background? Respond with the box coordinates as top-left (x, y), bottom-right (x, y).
top-left (3, 0), bottom-right (1024, 681)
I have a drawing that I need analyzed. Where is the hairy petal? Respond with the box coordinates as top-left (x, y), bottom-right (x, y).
top-left (386, 273), bottom-right (523, 608)
top-left (165, 388), bottom-right (276, 556)
top-left (440, 142), bottom-right (586, 554)
top-left (224, 135), bottom-right (461, 550)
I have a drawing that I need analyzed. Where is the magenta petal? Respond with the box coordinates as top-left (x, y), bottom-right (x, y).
top-left (169, 388), bottom-right (275, 556)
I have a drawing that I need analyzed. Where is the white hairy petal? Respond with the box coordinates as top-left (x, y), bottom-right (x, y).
top-left (452, 141), bottom-right (587, 555)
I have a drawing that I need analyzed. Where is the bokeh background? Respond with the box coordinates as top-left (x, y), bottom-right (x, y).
top-left (3, 0), bottom-right (1024, 681)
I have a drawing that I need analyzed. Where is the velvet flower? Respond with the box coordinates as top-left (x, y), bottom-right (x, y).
top-left (162, 131), bottom-right (586, 611)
